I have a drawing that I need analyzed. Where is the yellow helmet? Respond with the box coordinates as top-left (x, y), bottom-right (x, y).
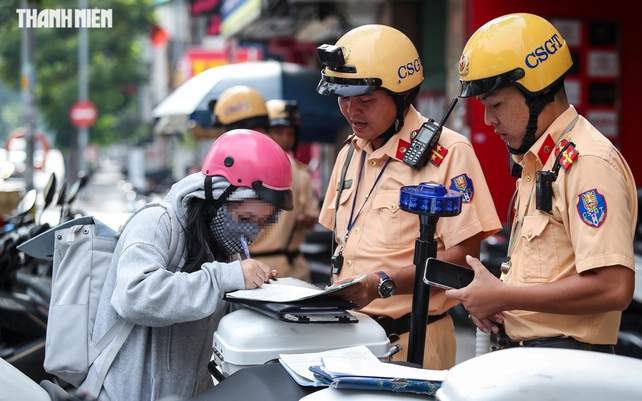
top-left (213, 86), bottom-right (269, 130)
top-left (316, 24), bottom-right (423, 97)
top-left (266, 99), bottom-right (301, 128)
top-left (458, 13), bottom-right (572, 98)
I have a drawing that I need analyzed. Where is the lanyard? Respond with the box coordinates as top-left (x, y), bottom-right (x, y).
top-left (344, 151), bottom-right (391, 242)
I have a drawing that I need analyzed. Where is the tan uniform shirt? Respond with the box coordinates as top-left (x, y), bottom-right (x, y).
top-left (319, 106), bottom-right (502, 319)
top-left (250, 155), bottom-right (320, 279)
top-left (504, 106), bottom-right (637, 344)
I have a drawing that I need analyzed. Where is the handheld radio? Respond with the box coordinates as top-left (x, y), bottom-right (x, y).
top-left (403, 97), bottom-right (459, 170)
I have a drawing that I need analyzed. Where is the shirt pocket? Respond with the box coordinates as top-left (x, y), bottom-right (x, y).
top-left (371, 190), bottom-right (403, 249)
top-left (518, 214), bottom-right (558, 283)
top-left (329, 186), bottom-right (354, 238)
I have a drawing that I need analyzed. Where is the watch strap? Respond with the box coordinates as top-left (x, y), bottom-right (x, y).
top-left (375, 271), bottom-right (390, 281)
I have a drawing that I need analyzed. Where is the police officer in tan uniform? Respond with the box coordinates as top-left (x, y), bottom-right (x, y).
top-left (316, 25), bottom-right (502, 370)
top-left (249, 100), bottom-right (320, 281)
top-left (214, 87), bottom-right (320, 280)
top-left (446, 13), bottom-right (637, 353)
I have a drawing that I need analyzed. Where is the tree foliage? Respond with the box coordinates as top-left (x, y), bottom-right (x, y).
top-left (0, 0), bottom-right (155, 150)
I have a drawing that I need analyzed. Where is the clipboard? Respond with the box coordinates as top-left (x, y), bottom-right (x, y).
top-left (227, 297), bottom-right (359, 324)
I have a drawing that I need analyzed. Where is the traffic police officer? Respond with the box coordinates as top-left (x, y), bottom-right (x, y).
top-left (317, 24), bottom-right (502, 369)
top-left (446, 13), bottom-right (637, 353)
top-left (214, 88), bottom-right (320, 281)
top-left (249, 100), bottom-right (320, 281)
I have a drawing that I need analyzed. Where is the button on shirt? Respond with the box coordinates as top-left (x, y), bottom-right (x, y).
top-left (319, 106), bottom-right (502, 319)
top-left (504, 106), bottom-right (637, 344)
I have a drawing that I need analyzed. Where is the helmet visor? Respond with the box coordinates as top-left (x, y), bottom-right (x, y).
top-left (458, 68), bottom-right (524, 98)
top-left (317, 75), bottom-right (382, 97)
top-left (253, 181), bottom-right (294, 211)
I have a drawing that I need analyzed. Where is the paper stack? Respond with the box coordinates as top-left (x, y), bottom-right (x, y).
top-left (279, 345), bottom-right (447, 395)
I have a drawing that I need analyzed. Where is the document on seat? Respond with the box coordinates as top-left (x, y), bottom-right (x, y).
top-left (319, 353), bottom-right (448, 382)
top-left (279, 345), bottom-right (447, 392)
top-left (279, 345), bottom-right (379, 386)
top-left (225, 275), bottom-right (367, 303)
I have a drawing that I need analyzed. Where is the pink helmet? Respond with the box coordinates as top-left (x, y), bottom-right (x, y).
top-left (201, 129), bottom-right (294, 211)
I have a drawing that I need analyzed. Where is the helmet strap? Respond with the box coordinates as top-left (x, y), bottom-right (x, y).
top-left (375, 86), bottom-right (421, 146)
top-left (507, 79), bottom-right (564, 155)
top-left (205, 176), bottom-right (237, 212)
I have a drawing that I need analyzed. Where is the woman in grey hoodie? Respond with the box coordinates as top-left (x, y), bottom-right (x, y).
top-left (79, 129), bottom-right (294, 400)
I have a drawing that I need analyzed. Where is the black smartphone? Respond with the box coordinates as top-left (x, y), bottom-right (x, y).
top-left (423, 257), bottom-right (474, 290)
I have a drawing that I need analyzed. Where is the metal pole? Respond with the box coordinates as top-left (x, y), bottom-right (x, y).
top-left (77, 0), bottom-right (89, 179)
top-left (399, 181), bottom-right (462, 367)
top-left (407, 214), bottom-right (439, 366)
top-left (20, 0), bottom-right (35, 190)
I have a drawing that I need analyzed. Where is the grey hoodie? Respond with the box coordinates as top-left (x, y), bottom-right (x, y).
top-left (79, 172), bottom-right (255, 400)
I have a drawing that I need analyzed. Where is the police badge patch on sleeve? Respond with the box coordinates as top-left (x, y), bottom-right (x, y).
top-left (577, 189), bottom-right (607, 227)
top-left (450, 174), bottom-right (474, 203)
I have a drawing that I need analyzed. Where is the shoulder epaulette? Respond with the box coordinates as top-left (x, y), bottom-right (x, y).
top-left (554, 139), bottom-right (579, 172)
top-left (429, 143), bottom-right (448, 167)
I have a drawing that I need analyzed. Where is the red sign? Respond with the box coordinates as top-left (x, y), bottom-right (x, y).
top-left (69, 100), bottom-right (98, 128)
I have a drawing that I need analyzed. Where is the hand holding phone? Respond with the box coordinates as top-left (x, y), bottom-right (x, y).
top-left (423, 257), bottom-right (474, 290)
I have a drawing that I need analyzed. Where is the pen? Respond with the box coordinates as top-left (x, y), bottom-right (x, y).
top-left (240, 236), bottom-right (276, 282)
top-left (240, 235), bottom-right (250, 259)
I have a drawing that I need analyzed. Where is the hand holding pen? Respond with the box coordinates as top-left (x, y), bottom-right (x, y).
top-left (240, 236), bottom-right (278, 283)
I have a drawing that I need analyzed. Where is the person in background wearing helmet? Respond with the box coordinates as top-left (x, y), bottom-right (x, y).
top-left (246, 99), bottom-right (320, 281)
top-left (78, 130), bottom-right (293, 400)
top-left (212, 85), bottom-right (270, 134)
top-left (445, 13), bottom-right (636, 353)
top-left (317, 24), bottom-right (502, 370)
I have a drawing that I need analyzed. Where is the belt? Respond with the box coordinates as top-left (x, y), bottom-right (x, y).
top-left (374, 312), bottom-right (448, 342)
top-left (497, 334), bottom-right (615, 354)
top-left (251, 250), bottom-right (300, 263)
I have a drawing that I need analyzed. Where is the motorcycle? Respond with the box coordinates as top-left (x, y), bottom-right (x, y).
top-left (0, 172), bottom-right (90, 385)
top-left (0, 174), bottom-right (59, 384)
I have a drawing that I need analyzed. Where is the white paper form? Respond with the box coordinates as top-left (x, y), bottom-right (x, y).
top-left (279, 345), bottom-right (378, 385)
top-left (225, 275), bottom-right (367, 303)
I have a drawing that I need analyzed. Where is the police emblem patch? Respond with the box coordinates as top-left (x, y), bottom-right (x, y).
top-left (577, 189), bottom-right (607, 227)
top-left (450, 174), bottom-right (474, 203)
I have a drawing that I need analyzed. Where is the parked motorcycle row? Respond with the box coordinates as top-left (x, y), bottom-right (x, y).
top-left (0, 173), bottom-right (88, 392)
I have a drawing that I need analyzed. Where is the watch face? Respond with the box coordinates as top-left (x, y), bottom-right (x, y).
top-left (378, 280), bottom-right (395, 298)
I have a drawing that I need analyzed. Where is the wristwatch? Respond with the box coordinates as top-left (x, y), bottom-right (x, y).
top-left (375, 271), bottom-right (396, 298)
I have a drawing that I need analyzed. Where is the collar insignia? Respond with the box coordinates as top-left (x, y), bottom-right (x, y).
top-left (396, 139), bottom-right (410, 160)
top-left (537, 134), bottom-right (555, 165)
